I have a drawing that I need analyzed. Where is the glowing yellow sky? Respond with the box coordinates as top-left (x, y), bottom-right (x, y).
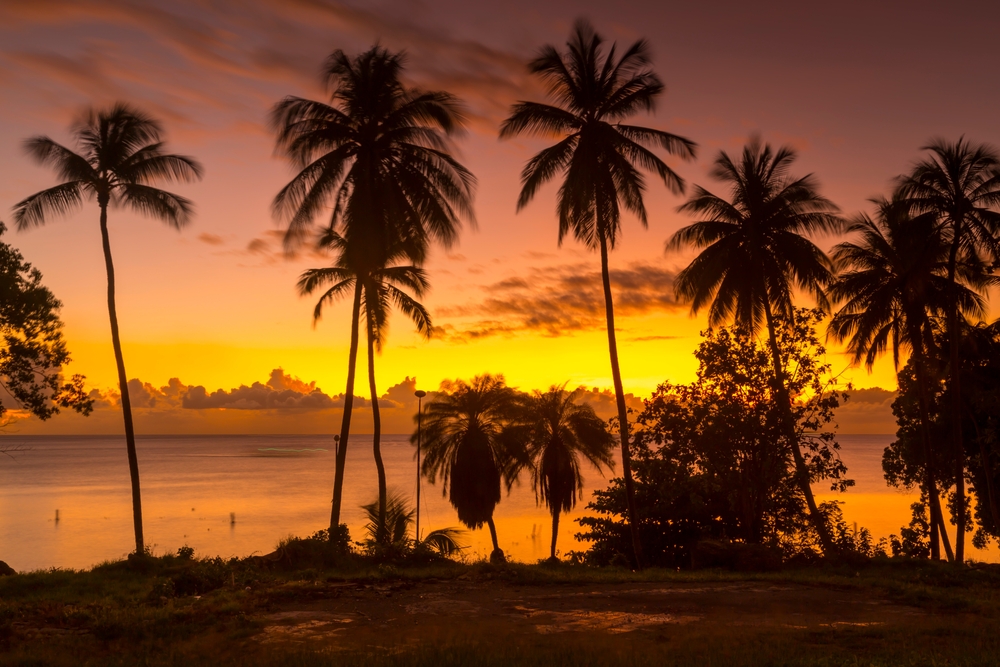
top-left (0, 0), bottom-right (994, 435)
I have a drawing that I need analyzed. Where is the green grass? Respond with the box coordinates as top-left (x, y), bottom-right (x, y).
top-left (2, 554), bottom-right (1000, 666)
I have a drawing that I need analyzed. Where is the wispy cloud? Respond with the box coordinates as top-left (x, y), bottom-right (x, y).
top-left (434, 260), bottom-right (681, 342)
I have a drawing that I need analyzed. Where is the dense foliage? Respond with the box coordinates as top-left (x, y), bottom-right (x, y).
top-left (578, 309), bottom-right (851, 567)
top-left (884, 322), bottom-right (1000, 556)
top-left (0, 222), bottom-right (91, 430)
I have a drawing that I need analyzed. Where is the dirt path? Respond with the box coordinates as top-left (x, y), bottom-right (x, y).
top-left (257, 578), bottom-right (925, 650)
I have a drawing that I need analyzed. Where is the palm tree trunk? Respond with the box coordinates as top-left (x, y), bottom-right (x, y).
top-left (366, 313), bottom-right (387, 544)
top-left (330, 283), bottom-right (363, 530)
top-left (932, 227), bottom-right (965, 563)
top-left (99, 202), bottom-right (144, 555)
top-left (550, 508), bottom-right (560, 560)
top-left (598, 232), bottom-right (643, 569)
top-left (487, 516), bottom-right (501, 553)
top-left (946, 269), bottom-right (965, 564)
top-left (761, 302), bottom-right (834, 555)
top-left (907, 318), bottom-right (951, 561)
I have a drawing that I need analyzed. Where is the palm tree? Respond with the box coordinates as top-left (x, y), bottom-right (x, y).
top-left (898, 138), bottom-right (1000, 563)
top-left (667, 139), bottom-right (841, 554)
top-left (271, 45), bottom-right (475, 530)
top-left (299, 231), bottom-right (432, 542)
top-left (511, 386), bottom-right (615, 561)
top-left (359, 491), bottom-right (466, 557)
top-left (13, 103), bottom-right (202, 555)
top-left (499, 19), bottom-right (696, 566)
top-left (828, 196), bottom-right (985, 560)
top-left (413, 374), bottom-right (521, 562)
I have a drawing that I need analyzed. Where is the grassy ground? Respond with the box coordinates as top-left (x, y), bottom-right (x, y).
top-left (2, 552), bottom-right (999, 666)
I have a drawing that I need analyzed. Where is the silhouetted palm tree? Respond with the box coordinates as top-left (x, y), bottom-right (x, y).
top-left (828, 197), bottom-right (985, 560)
top-left (299, 231), bottom-right (431, 541)
top-left (500, 19), bottom-right (696, 566)
top-left (13, 103), bottom-right (202, 555)
top-left (668, 139), bottom-right (841, 554)
top-left (414, 374), bottom-right (521, 562)
top-left (271, 45), bottom-right (475, 529)
top-left (511, 386), bottom-right (615, 560)
top-left (898, 138), bottom-right (1000, 563)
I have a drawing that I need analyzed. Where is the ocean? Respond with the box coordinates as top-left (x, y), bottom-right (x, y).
top-left (0, 433), bottom-right (990, 571)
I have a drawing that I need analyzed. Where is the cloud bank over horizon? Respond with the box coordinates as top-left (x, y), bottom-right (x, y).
top-left (6, 368), bottom-right (897, 436)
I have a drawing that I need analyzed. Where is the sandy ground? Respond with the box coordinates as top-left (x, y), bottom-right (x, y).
top-left (256, 578), bottom-right (926, 651)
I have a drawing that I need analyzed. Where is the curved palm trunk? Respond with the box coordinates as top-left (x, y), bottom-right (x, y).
top-left (762, 302), bottom-right (834, 555)
top-left (907, 319), bottom-right (952, 561)
top-left (486, 516), bottom-right (501, 553)
top-left (366, 313), bottom-right (388, 543)
top-left (550, 507), bottom-right (560, 560)
top-left (598, 233), bottom-right (644, 569)
top-left (98, 203), bottom-right (144, 555)
top-left (330, 284), bottom-right (363, 530)
top-left (945, 238), bottom-right (965, 563)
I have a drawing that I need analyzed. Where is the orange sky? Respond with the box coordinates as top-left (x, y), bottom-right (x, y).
top-left (0, 0), bottom-right (997, 435)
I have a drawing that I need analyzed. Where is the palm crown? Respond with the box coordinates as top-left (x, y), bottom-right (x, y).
top-left (270, 46), bottom-right (475, 260)
top-left (14, 103), bottom-right (202, 230)
top-left (899, 137), bottom-right (1000, 267)
top-left (298, 230), bottom-right (432, 347)
top-left (828, 198), bottom-right (982, 371)
top-left (415, 374), bottom-right (521, 533)
top-left (506, 385), bottom-right (615, 560)
top-left (499, 19), bottom-right (695, 248)
top-left (668, 139), bottom-right (842, 331)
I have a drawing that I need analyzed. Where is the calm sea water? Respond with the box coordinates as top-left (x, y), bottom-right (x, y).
top-left (0, 433), bottom-right (992, 571)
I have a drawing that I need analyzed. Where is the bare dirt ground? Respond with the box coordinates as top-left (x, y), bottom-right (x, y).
top-left (256, 578), bottom-right (926, 651)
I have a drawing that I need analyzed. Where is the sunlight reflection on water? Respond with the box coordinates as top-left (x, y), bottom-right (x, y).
top-left (0, 433), bottom-right (994, 571)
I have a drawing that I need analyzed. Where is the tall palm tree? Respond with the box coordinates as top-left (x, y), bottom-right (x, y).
top-left (13, 103), bottom-right (202, 555)
top-left (667, 139), bottom-right (841, 554)
top-left (271, 45), bottom-right (475, 530)
top-left (828, 196), bottom-right (985, 560)
top-left (299, 231), bottom-right (432, 542)
top-left (413, 374), bottom-right (521, 562)
top-left (511, 386), bottom-right (615, 561)
top-left (898, 138), bottom-right (1000, 563)
top-left (500, 19), bottom-right (696, 566)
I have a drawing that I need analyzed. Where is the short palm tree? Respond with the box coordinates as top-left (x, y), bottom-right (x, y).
top-left (271, 45), bottom-right (475, 530)
top-left (667, 139), bottom-right (841, 554)
top-left (828, 196), bottom-right (983, 560)
top-left (511, 386), bottom-right (615, 561)
top-left (500, 19), bottom-right (696, 567)
top-left (13, 103), bottom-right (202, 554)
top-left (299, 231), bottom-right (432, 542)
top-left (413, 374), bottom-right (521, 562)
top-left (898, 138), bottom-right (1000, 563)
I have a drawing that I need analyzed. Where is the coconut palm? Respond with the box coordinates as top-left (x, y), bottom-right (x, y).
top-left (511, 386), bottom-right (615, 560)
top-left (828, 196), bottom-right (985, 560)
top-left (13, 103), bottom-right (202, 554)
top-left (898, 138), bottom-right (1000, 563)
top-left (413, 374), bottom-right (522, 562)
top-left (360, 491), bottom-right (465, 557)
top-left (499, 19), bottom-right (696, 566)
top-left (667, 139), bottom-right (842, 554)
top-left (271, 45), bottom-right (475, 529)
top-left (299, 230), bottom-right (432, 541)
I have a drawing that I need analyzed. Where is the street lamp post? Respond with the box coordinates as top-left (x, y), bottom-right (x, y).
top-left (414, 389), bottom-right (426, 542)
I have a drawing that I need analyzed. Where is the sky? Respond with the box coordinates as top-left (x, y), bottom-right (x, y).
top-left (0, 0), bottom-right (997, 435)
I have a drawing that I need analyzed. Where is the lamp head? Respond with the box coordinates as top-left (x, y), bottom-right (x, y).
top-left (414, 390), bottom-right (427, 398)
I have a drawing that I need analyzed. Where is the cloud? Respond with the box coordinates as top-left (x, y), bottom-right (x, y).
top-left (435, 261), bottom-right (681, 342)
top-left (834, 387), bottom-right (898, 434)
top-left (182, 368), bottom-right (357, 410)
top-left (197, 232), bottom-right (225, 246)
top-left (0, 0), bottom-right (547, 139)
